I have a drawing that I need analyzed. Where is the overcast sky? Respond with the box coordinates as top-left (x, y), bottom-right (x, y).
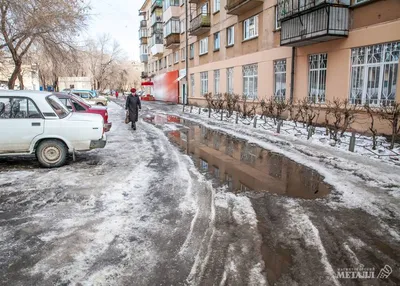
top-left (83, 0), bottom-right (142, 61)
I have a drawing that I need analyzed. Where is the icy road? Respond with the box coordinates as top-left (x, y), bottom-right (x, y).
top-left (0, 101), bottom-right (399, 286)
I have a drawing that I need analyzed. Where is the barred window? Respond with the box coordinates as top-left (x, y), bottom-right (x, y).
top-left (350, 42), bottom-right (399, 105)
top-left (214, 70), bottom-right (220, 94)
top-left (274, 59), bottom-right (286, 100)
top-left (227, 68), bottom-right (233, 94)
top-left (200, 71), bottom-right (208, 95)
top-left (191, 74), bottom-right (195, 97)
top-left (308, 53), bottom-right (327, 103)
top-left (243, 64), bottom-right (258, 99)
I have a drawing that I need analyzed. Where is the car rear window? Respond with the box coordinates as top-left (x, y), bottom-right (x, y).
top-left (46, 95), bottom-right (70, 119)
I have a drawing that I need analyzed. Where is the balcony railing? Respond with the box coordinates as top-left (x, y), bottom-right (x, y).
top-left (189, 13), bottom-right (211, 36)
top-left (151, 0), bottom-right (163, 12)
top-left (277, 0), bottom-right (350, 20)
top-left (280, 5), bottom-right (349, 46)
top-left (226, 0), bottom-right (264, 15)
top-left (165, 33), bottom-right (180, 48)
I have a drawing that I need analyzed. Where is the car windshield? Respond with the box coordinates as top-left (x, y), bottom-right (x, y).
top-left (71, 94), bottom-right (90, 108)
top-left (47, 95), bottom-right (70, 119)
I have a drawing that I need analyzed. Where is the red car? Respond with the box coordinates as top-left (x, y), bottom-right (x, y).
top-left (55, 93), bottom-right (112, 132)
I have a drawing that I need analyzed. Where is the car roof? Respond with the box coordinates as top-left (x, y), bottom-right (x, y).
top-left (72, 90), bottom-right (93, 93)
top-left (0, 90), bottom-right (53, 98)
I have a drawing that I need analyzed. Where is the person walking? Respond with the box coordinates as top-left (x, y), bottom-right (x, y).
top-left (115, 90), bottom-right (119, 99)
top-left (125, 88), bottom-right (141, 130)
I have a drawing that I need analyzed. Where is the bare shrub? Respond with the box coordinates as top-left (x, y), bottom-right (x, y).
top-left (379, 102), bottom-right (400, 149)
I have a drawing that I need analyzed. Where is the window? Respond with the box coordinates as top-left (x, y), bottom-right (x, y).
top-left (72, 100), bottom-right (86, 111)
top-left (243, 15), bottom-right (259, 41)
top-left (200, 71), bottom-right (208, 95)
top-left (190, 43), bottom-right (194, 59)
top-left (180, 19), bottom-right (185, 33)
top-left (0, 97), bottom-right (41, 119)
top-left (200, 159), bottom-right (208, 171)
top-left (225, 174), bottom-right (233, 191)
top-left (47, 95), bottom-right (70, 119)
top-left (164, 0), bottom-right (179, 10)
top-left (355, 0), bottom-right (369, 3)
top-left (164, 18), bottom-right (180, 36)
top-left (201, 3), bottom-right (208, 14)
top-left (243, 64), bottom-right (258, 99)
top-left (275, 5), bottom-right (281, 30)
top-left (214, 32), bottom-right (220, 51)
top-left (213, 0), bottom-right (220, 13)
top-left (164, 56), bottom-right (167, 68)
top-left (350, 42), bottom-right (399, 105)
top-left (227, 67), bottom-right (234, 94)
top-left (174, 51), bottom-right (179, 63)
top-left (181, 48), bottom-right (186, 61)
top-left (227, 26), bottom-right (234, 47)
top-left (168, 54), bottom-right (173, 66)
top-left (200, 37), bottom-right (208, 55)
top-left (308, 53), bottom-right (327, 103)
top-left (191, 73), bottom-right (195, 96)
top-left (274, 59), bottom-right (286, 100)
top-left (214, 70), bottom-right (220, 94)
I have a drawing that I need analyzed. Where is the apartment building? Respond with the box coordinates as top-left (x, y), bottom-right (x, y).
top-left (139, 0), bottom-right (400, 108)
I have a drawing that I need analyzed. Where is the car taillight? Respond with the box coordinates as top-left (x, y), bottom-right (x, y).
top-left (105, 112), bottom-right (108, 122)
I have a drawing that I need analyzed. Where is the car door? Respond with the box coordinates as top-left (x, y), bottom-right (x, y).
top-left (0, 96), bottom-right (44, 154)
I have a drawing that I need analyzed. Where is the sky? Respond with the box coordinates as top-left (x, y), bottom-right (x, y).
top-left (83, 0), bottom-right (143, 61)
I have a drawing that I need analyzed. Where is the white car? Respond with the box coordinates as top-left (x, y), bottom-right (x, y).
top-left (0, 91), bottom-right (107, 168)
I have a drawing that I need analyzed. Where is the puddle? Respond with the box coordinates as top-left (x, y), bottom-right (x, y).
top-left (147, 114), bottom-right (332, 199)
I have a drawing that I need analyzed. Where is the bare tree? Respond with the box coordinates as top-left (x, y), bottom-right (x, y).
top-left (0, 0), bottom-right (89, 89)
top-left (87, 34), bottom-right (122, 91)
top-left (364, 103), bottom-right (379, 150)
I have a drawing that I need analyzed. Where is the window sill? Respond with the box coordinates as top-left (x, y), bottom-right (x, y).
top-left (273, 27), bottom-right (281, 33)
top-left (213, 48), bottom-right (220, 52)
top-left (189, 57), bottom-right (194, 60)
top-left (212, 10), bottom-right (220, 15)
top-left (199, 52), bottom-right (208, 57)
top-left (226, 44), bottom-right (234, 48)
top-left (242, 36), bottom-right (258, 43)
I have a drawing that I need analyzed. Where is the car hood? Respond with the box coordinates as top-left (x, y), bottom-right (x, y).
top-left (68, 112), bottom-right (103, 122)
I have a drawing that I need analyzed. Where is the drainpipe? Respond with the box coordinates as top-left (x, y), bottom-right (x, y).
top-left (290, 47), bottom-right (296, 104)
top-left (185, 0), bottom-right (189, 105)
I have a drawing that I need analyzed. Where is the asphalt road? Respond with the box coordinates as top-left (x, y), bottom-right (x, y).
top-left (0, 101), bottom-right (399, 286)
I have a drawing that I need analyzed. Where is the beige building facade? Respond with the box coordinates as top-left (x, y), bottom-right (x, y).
top-left (139, 0), bottom-right (400, 108)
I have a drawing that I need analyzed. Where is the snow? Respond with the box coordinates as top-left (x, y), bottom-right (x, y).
top-left (152, 104), bottom-right (400, 221)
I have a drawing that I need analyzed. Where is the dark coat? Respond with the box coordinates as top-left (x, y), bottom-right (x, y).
top-left (125, 94), bottom-right (141, 122)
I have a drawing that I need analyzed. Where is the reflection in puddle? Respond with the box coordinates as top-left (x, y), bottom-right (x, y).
top-left (151, 114), bottom-right (331, 199)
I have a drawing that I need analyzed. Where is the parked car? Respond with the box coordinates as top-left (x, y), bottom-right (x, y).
top-left (56, 93), bottom-right (112, 132)
top-left (0, 91), bottom-right (107, 168)
top-left (70, 90), bottom-right (108, 106)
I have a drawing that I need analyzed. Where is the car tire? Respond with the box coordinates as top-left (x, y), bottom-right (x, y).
top-left (96, 102), bottom-right (104, 106)
top-left (36, 140), bottom-right (68, 168)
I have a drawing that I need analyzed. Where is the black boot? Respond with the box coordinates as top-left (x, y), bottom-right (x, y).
top-left (132, 122), bottom-right (136, 130)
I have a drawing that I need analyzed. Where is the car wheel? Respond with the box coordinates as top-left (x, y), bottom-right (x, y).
top-left (36, 140), bottom-right (68, 168)
top-left (96, 102), bottom-right (104, 106)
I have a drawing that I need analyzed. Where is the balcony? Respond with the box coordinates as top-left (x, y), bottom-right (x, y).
top-left (140, 54), bottom-right (148, 63)
top-left (278, 0), bottom-right (350, 46)
top-left (151, 13), bottom-right (163, 26)
top-left (151, 0), bottom-right (163, 12)
top-left (189, 0), bottom-right (200, 3)
top-left (165, 33), bottom-right (180, 49)
top-left (139, 28), bottom-right (147, 44)
top-left (140, 20), bottom-right (147, 28)
top-left (189, 14), bottom-right (211, 36)
top-left (226, 0), bottom-right (264, 15)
